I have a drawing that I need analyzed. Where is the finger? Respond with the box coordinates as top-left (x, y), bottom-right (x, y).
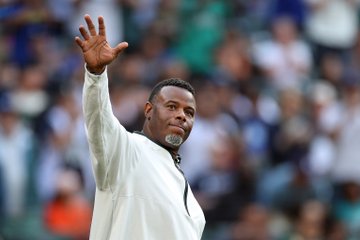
top-left (84, 14), bottom-right (97, 36)
top-left (74, 36), bottom-right (85, 49)
top-left (98, 16), bottom-right (106, 37)
top-left (114, 42), bottom-right (129, 56)
top-left (79, 25), bottom-right (90, 40)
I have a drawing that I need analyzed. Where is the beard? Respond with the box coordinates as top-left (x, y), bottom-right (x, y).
top-left (165, 134), bottom-right (183, 147)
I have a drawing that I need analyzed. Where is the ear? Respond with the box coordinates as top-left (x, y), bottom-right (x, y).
top-left (144, 101), bottom-right (153, 120)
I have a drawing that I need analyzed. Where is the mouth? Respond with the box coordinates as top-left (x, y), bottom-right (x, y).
top-left (169, 124), bottom-right (186, 134)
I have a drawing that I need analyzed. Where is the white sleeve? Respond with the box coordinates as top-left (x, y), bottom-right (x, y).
top-left (82, 67), bottom-right (138, 190)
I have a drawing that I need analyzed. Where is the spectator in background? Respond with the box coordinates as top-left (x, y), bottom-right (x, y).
top-left (174, 0), bottom-right (231, 74)
top-left (139, 32), bottom-right (172, 85)
top-left (10, 63), bottom-right (49, 118)
top-left (267, 0), bottom-right (307, 31)
top-left (231, 203), bottom-right (272, 240)
top-left (316, 53), bottom-right (345, 91)
top-left (44, 167), bottom-right (92, 240)
top-left (120, 0), bottom-right (161, 48)
top-left (192, 132), bottom-right (255, 227)
top-left (1, 0), bottom-right (51, 67)
top-left (36, 88), bottom-right (94, 202)
top-left (0, 92), bottom-right (34, 218)
top-left (151, 0), bottom-right (183, 44)
top-left (252, 16), bottom-right (312, 93)
top-left (106, 54), bottom-right (151, 132)
top-left (271, 162), bottom-right (320, 221)
top-left (324, 216), bottom-right (349, 240)
top-left (213, 29), bottom-right (253, 86)
top-left (257, 88), bottom-right (312, 207)
top-left (305, 0), bottom-right (360, 64)
top-left (329, 72), bottom-right (360, 184)
top-left (109, 70), bottom-right (150, 132)
top-left (269, 88), bottom-right (311, 167)
top-left (333, 181), bottom-right (360, 238)
top-left (240, 84), bottom-right (275, 172)
top-left (283, 200), bottom-right (328, 240)
top-left (308, 81), bottom-right (339, 178)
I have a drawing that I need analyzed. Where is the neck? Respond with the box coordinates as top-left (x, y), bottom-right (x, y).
top-left (140, 124), bottom-right (179, 154)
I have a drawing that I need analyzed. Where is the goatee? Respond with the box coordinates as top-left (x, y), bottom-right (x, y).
top-left (165, 134), bottom-right (183, 146)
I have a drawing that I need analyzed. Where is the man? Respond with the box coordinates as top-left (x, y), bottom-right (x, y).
top-left (75, 15), bottom-right (206, 239)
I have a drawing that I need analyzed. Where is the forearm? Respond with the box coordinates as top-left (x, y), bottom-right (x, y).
top-left (83, 66), bottom-right (117, 141)
top-left (82, 66), bottom-right (139, 189)
top-left (82, 67), bottom-right (121, 187)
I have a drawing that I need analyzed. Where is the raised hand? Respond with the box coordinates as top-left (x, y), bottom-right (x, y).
top-left (75, 14), bottom-right (128, 74)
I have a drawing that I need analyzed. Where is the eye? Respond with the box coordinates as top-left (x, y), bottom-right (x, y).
top-left (185, 110), bottom-right (194, 118)
top-left (167, 104), bottom-right (176, 110)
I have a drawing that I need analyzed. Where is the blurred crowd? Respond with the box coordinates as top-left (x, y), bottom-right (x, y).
top-left (1, 0), bottom-right (360, 239)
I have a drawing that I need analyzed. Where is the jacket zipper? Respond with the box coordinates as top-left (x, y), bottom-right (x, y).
top-left (173, 156), bottom-right (190, 216)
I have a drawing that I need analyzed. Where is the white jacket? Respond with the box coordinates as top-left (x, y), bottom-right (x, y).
top-left (83, 69), bottom-right (206, 240)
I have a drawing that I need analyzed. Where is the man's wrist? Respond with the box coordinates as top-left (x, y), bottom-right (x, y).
top-left (86, 65), bottom-right (106, 75)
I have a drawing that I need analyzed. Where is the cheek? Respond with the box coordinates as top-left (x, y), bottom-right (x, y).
top-left (185, 121), bottom-right (194, 134)
top-left (153, 114), bottom-right (169, 132)
top-left (187, 118), bottom-right (194, 127)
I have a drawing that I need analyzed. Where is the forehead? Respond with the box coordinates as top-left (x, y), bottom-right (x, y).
top-left (156, 86), bottom-right (196, 108)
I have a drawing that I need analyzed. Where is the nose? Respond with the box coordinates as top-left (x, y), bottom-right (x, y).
top-left (175, 109), bottom-right (186, 122)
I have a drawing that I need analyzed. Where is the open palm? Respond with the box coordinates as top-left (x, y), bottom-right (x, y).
top-left (75, 15), bottom-right (128, 74)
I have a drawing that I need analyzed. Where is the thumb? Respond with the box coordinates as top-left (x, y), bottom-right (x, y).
top-left (114, 42), bottom-right (129, 56)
